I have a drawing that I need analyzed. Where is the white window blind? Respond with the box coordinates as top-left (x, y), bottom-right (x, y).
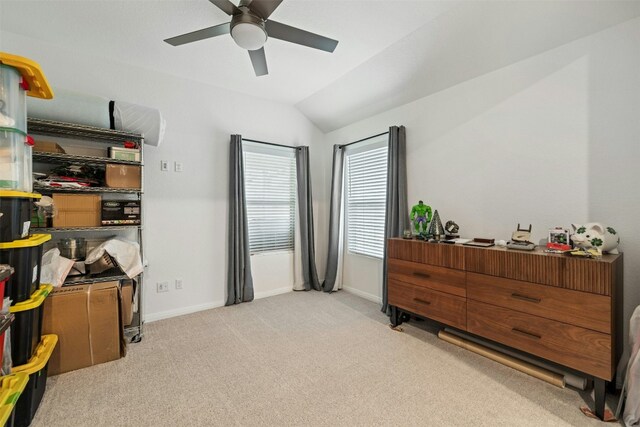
top-left (346, 143), bottom-right (388, 259)
top-left (243, 143), bottom-right (296, 254)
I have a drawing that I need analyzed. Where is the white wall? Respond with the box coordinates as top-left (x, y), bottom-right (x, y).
top-left (322, 17), bottom-right (640, 333)
top-left (0, 31), bottom-right (325, 321)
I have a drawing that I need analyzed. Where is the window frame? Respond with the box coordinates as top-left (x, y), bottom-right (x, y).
top-left (242, 141), bottom-right (297, 255)
top-left (343, 136), bottom-right (389, 260)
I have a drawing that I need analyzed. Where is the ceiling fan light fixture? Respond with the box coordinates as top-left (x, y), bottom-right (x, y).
top-left (164, 0), bottom-right (340, 77)
top-left (231, 22), bottom-right (267, 50)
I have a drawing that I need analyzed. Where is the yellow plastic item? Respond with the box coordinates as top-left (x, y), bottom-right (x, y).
top-left (0, 233), bottom-right (51, 250)
top-left (0, 373), bottom-right (29, 425)
top-left (0, 191), bottom-right (41, 199)
top-left (0, 53), bottom-right (53, 99)
top-left (9, 284), bottom-right (52, 313)
top-left (12, 335), bottom-right (58, 375)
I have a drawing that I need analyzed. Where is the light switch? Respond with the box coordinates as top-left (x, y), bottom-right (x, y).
top-left (174, 161), bottom-right (184, 172)
top-left (160, 160), bottom-right (169, 171)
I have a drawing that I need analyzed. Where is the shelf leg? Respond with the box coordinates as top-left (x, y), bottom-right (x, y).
top-left (594, 378), bottom-right (606, 420)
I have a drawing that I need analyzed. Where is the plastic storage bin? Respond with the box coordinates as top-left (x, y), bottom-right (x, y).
top-left (0, 130), bottom-right (33, 193)
top-left (0, 234), bottom-right (51, 304)
top-left (0, 64), bottom-right (26, 134)
top-left (0, 53), bottom-right (54, 101)
top-left (12, 334), bottom-right (57, 427)
top-left (0, 312), bottom-right (13, 369)
top-left (0, 373), bottom-right (29, 427)
top-left (9, 285), bottom-right (51, 367)
top-left (0, 192), bottom-right (40, 243)
top-left (0, 265), bottom-right (13, 301)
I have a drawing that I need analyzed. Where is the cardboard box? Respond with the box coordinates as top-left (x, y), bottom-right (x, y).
top-left (33, 140), bottom-right (65, 154)
top-left (105, 165), bottom-right (141, 189)
top-left (121, 280), bottom-right (134, 327)
top-left (101, 200), bottom-right (141, 226)
top-left (42, 281), bottom-right (126, 375)
top-left (52, 193), bottom-right (101, 228)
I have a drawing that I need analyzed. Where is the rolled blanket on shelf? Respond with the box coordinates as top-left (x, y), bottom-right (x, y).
top-left (27, 88), bottom-right (165, 146)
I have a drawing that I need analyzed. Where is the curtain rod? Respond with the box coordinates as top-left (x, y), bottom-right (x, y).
top-left (339, 131), bottom-right (389, 149)
top-left (243, 138), bottom-right (300, 150)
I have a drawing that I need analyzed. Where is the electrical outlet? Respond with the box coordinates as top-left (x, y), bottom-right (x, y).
top-left (157, 281), bottom-right (169, 293)
top-left (175, 279), bottom-right (183, 290)
top-left (160, 160), bottom-right (169, 171)
top-left (174, 162), bottom-right (184, 172)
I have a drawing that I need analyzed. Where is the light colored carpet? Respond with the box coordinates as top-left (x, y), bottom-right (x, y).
top-left (33, 291), bottom-right (617, 426)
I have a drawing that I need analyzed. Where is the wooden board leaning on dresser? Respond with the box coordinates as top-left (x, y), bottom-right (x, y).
top-left (386, 238), bottom-right (623, 420)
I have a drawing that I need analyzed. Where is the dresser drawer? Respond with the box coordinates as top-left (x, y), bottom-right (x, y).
top-left (467, 300), bottom-right (612, 379)
top-left (388, 279), bottom-right (466, 330)
top-left (464, 247), bottom-right (563, 287)
top-left (387, 239), bottom-right (464, 269)
top-left (388, 258), bottom-right (466, 297)
top-left (467, 272), bottom-right (610, 334)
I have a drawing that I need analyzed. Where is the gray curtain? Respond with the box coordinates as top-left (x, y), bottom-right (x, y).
top-left (295, 147), bottom-right (321, 291)
top-left (322, 144), bottom-right (345, 292)
top-left (382, 126), bottom-right (409, 313)
top-left (226, 135), bottom-right (254, 305)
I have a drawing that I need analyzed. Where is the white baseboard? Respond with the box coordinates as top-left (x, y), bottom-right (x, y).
top-left (254, 286), bottom-right (292, 299)
top-left (342, 286), bottom-right (382, 304)
top-left (144, 287), bottom-right (292, 323)
top-left (145, 300), bottom-right (225, 323)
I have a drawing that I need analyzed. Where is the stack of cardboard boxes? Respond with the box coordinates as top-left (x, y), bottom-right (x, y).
top-left (43, 280), bottom-right (132, 375)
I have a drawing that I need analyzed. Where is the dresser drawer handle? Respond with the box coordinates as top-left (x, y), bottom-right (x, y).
top-left (511, 328), bottom-right (541, 340)
top-left (511, 293), bottom-right (541, 304)
top-left (413, 272), bottom-right (431, 279)
top-left (413, 298), bottom-right (431, 306)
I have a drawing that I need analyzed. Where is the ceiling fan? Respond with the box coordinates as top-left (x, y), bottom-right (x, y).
top-left (164, 0), bottom-right (339, 76)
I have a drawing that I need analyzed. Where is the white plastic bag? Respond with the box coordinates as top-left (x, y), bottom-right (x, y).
top-left (85, 239), bottom-right (143, 278)
top-left (113, 100), bottom-right (165, 147)
top-left (41, 248), bottom-right (75, 287)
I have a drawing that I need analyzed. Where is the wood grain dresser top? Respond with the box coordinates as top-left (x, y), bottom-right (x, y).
top-left (388, 238), bottom-right (621, 264)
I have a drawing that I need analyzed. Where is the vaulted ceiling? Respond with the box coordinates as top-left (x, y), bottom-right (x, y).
top-left (2, 0), bottom-right (639, 132)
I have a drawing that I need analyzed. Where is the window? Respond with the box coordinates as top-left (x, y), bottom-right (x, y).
top-left (243, 142), bottom-right (296, 254)
top-left (345, 139), bottom-right (388, 259)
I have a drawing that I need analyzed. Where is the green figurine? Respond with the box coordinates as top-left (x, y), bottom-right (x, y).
top-left (410, 200), bottom-right (432, 235)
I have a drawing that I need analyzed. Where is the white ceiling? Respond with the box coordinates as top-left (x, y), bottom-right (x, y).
top-left (0, 0), bottom-right (459, 104)
top-left (298, 0), bottom-right (640, 131)
top-left (2, 1), bottom-right (640, 132)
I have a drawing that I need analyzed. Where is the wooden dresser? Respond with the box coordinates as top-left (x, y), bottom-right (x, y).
top-left (387, 238), bottom-right (623, 419)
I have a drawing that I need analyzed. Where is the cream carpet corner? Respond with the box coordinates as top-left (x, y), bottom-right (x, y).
top-left (32, 291), bottom-right (616, 426)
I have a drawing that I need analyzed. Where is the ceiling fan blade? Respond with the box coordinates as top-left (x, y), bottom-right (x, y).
top-left (246, 0), bottom-right (283, 20)
top-left (209, 0), bottom-right (240, 16)
top-left (265, 20), bottom-right (338, 52)
top-left (164, 22), bottom-right (231, 46)
top-left (248, 48), bottom-right (268, 76)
